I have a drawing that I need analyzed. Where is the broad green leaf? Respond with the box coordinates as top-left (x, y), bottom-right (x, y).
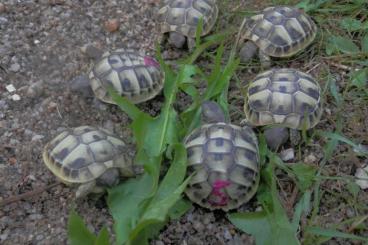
top-left (95, 228), bottom-right (110, 245)
top-left (68, 210), bottom-right (97, 245)
top-left (178, 65), bottom-right (197, 84)
top-left (326, 35), bottom-right (360, 55)
top-left (305, 226), bottom-right (368, 242)
top-left (180, 102), bottom-right (202, 137)
top-left (149, 144), bottom-right (187, 201)
top-left (180, 83), bottom-right (199, 99)
top-left (290, 163), bottom-right (317, 191)
top-left (143, 109), bottom-right (178, 157)
top-left (140, 62), bottom-right (192, 157)
top-left (340, 18), bottom-right (363, 32)
top-left (362, 34), bottom-right (368, 52)
top-left (168, 199), bottom-right (192, 220)
top-left (129, 144), bottom-right (190, 241)
top-left (350, 68), bottom-right (368, 90)
top-left (229, 211), bottom-right (272, 245)
top-left (107, 173), bottom-right (155, 245)
top-left (346, 181), bottom-right (360, 200)
top-left (131, 113), bottom-right (154, 150)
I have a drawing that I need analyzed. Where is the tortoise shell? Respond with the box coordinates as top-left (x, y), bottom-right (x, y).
top-left (89, 49), bottom-right (164, 104)
top-left (244, 68), bottom-right (322, 129)
top-left (43, 126), bottom-right (134, 184)
top-left (184, 122), bottom-right (260, 211)
top-left (242, 6), bottom-right (317, 57)
top-left (158, 0), bottom-right (218, 38)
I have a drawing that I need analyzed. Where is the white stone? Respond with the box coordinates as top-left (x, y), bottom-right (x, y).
top-left (5, 84), bottom-right (16, 92)
top-left (11, 94), bottom-right (21, 101)
top-left (355, 165), bottom-right (368, 190)
top-left (280, 148), bottom-right (295, 161)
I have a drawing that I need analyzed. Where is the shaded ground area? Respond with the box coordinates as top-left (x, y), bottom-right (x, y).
top-left (0, 0), bottom-right (367, 244)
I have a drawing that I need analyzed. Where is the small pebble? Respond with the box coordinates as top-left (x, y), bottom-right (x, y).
top-left (80, 44), bottom-right (103, 59)
top-left (0, 3), bottom-right (5, 13)
top-left (48, 0), bottom-right (65, 5)
top-left (29, 214), bottom-right (44, 220)
top-left (31, 134), bottom-right (45, 141)
top-left (345, 207), bottom-right (355, 218)
top-left (223, 228), bottom-right (232, 240)
top-left (26, 81), bottom-right (44, 98)
top-left (0, 233), bottom-right (8, 241)
top-left (304, 154), bottom-right (317, 164)
top-left (104, 19), bottom-right (120, 32)
top-left (9, 63), bottom-right (21, 72)
top-left (202, 213), bottom-right (214, 225)
top-left (8, 157), bottom-right (17, 165)
top-left (193, 221), bottom-right (204, 232)
top-left (355, 165), bottom-right (368, 189)
top-left (47, 101), bottom-right (58, 112)
top-left (6, 84), bottom-right (16, 93)
top-left (36, 234), bottom-right (44, 241)
top-left (11, 94), bottom-right (21, 101)
top-left (280, 148), bottom-right (295, 162)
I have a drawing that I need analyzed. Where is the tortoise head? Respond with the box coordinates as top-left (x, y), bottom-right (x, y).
top-left (201, 101), bottom-right (226, 124)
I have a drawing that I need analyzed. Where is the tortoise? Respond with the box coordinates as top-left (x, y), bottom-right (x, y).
top-left (184, 101), bottom-right (260, 211)
top-left (243, 68), bottom-right (323, 150)
top-left (89, 48), bottom-right (164, 104)
top-left (70, 47), bottom-right (164, 105)
top-left (157, 0), bottom-right (219, 50)
top-left (42, 126), bottom-right (142, 198)
top-left (239, 6), bottom-right (317, 67)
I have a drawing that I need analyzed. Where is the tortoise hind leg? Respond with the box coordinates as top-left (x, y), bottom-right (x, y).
top-left (259, 50), bottom-right (271, 68)
top-left (289, 129), bottom-right (301, 146)
top-left (187, 37), bottom-right (196, 52)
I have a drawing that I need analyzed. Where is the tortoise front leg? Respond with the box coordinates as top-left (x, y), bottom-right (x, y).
top-left (75, 180), bottom-right (100, 199)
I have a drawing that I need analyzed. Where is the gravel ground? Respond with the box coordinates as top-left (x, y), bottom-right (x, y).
top-left (1, 0), bottom-right (367, 244)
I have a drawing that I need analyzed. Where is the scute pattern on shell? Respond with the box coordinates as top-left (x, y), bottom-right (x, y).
top-left (43, 126), bottom-right (129, 183)
top-left (244, 68), bottom-right (322, 129)
top-left (158, 0), bottom-right (218, 38)
top-left (184, 122), bottom-right (260, 211)
top-left (242, 6), bottom-right (317, 57)
top-left (89, 48), bottom-right (164, 104)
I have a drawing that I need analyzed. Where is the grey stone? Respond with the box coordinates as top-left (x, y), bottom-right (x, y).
top-left (9, 63), bottom-right (21, 72)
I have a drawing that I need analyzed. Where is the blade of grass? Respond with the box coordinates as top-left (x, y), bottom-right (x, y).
top-left (305, 226), bottom-right (368, 242)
